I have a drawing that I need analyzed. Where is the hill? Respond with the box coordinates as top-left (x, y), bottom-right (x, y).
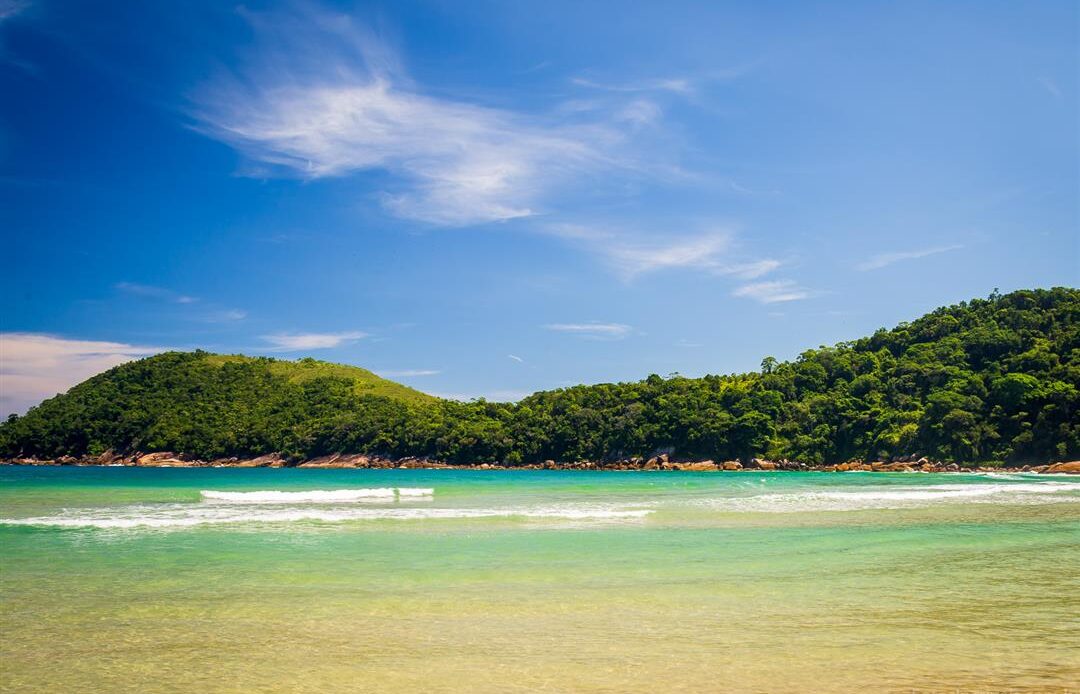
top-left (202, 354), bottom-right (435, 404)
top-left (2, 287), bottom-right (1078, 466)
top-left (0, 352), bottom-right (435, 460)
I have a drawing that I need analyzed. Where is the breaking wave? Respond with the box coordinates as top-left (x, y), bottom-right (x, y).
top-left (200, 488), bottom-right (433, 503)
top-left (0, 503), bottom-right (653, 529)
top-left (700, 481), bottom-right (1080, 513)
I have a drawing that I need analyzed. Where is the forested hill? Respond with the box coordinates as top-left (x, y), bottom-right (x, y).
top-left (2, 287), bottom-right (1078, 466)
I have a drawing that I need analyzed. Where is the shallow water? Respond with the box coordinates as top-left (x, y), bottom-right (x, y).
top-left (1, 467), bottom-right (1078, 693)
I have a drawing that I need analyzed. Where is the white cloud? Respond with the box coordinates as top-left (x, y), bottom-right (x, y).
top-left (546, 224), bottom-right (780, 280)
top-left (260, 331), bottom-right (367, 351)
top-left (856, 244), bottom-right (963, 271)
top-left (115, 282), bottom-right (197, 304)
top-left (571, 76), bottom-right (693, 95)
top-left (544, 322), bottom-right (632, 339)
top-left (377, 368), bottom-right (440, 377)
top-left (732, 280), bottom-right (810, 304)
top-left (616, 99), bottom-right (663, 128)
top-left (191, 8), bottom-right (628, 227)
top-left (203, 309), bottom-right (248, 322)
top-left (1037, 77), bottom-right (1062, 99)
top-left (0, 333), bottom-right (165, 417)
top-left (507, 354), bottom-right (524, 363)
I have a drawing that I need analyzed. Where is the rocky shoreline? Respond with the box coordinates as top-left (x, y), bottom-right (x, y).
top-left (3, 451), bottom-right (1079, 474)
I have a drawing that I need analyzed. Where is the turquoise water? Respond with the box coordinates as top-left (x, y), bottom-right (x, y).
top-left (2, 467), bottom-right (1078, 692)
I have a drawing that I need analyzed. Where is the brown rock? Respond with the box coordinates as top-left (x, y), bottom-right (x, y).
top-left (1044, 461), bottom-right (1080, 474)
top-left (137, 452), bottom-right (191, 467)
top-left (674, 460), bottom-right (718, 472)
top-left (298, 453), bottom-right (370, 469)
top-left (235, 453), bottom-right (286, 468)
top-left (722, 460), bottom-right (742, 471)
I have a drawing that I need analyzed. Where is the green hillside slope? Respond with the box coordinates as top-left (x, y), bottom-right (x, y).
top-left (202, 354), bottom-right (435, 404)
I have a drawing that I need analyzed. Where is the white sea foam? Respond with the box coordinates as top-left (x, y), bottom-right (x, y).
top-left (700, 481), bottom-right (1079, 513)
top-left (200, 488), bottom-right (434, 503)
top-left (0, 504), bottom-right (653, 529)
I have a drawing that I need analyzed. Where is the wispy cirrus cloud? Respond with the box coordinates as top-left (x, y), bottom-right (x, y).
top-left (190, 6), bottom-right (639, 227)
top-left (0, 333), bottom-right (166, 417)
top-left (732, 280), bottom-right (811, 304)
top-left (115, 282), bottom-right (196, 304)
top-left (856, 244), bottom-right (963, 271)
top-left (201, 309), bottom-right (248, 323)
top-left (377, 368), bottom-right (440, 377)
top-left (1037, 76), bottom-right (1062, 99)
top-left (544, 322), bottom-right (632, 340)
top-left (546, 224), bottom-right (780, 280)
top-left (571, 76), bottom-right (693, 95)
top-left (507, 354), bottom-right (524, 363)
top-left (570, 63), bottom-right (755, 96)
top-left (260, 331), bottom-right (367, 351)
top-left (115, 282), bottom-right (246, 322)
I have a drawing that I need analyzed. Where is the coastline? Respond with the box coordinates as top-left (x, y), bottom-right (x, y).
top-left (4, 451), bottom-right (1078, 474)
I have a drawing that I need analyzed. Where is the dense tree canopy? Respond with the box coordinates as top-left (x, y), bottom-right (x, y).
top-left (3, 288), bottom-right (1078, 465)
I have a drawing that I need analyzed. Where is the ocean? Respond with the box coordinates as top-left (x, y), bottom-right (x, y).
top-left (1, 467), bottom-right (1078, 692)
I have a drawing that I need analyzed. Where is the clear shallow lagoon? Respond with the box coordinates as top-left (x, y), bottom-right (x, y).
top-left (2, 467), bottom-right (1078, 693)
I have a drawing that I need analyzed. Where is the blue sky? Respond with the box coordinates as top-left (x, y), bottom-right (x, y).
top-left (1, 0), bottom-right (1077, 416)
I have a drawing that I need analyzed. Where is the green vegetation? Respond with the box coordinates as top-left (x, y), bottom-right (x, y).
top-left (202, 354), bottom-right (436, 404)
top-left (2, 288), bottom-right (1078, 466)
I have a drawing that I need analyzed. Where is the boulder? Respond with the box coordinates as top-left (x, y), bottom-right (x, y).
top-left (137, 452), bottom-right (191, 467)
top-left (235, 453), bottom-right (286, 468)
top-left (675, 460), bottom-right (718, 472)
top-left (755, 460), bottom-right (778, 471)
top-left (1044, 461), bottom-right (1080, 474)
top-left (298, 453), bottom-right (370, 469)
top-left (722, 460), bottom-right (742, 471)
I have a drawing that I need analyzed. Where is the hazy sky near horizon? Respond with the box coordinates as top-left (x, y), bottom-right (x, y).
top-left (1, 0), bottom-right (1077, 416)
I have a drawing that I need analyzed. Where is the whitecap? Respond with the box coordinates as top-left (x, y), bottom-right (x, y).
top-left (0, 503), bottom-right (653, 529)
top-left (200, 488), bottom-right (434, 503)
top-left (698, 480), bottom-right (1079, 513)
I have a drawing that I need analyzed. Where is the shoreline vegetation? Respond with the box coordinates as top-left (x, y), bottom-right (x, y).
top-left (2, 287), bottom-right (1078, 469)
top-left (4, 452), bottom-right (1079, 474)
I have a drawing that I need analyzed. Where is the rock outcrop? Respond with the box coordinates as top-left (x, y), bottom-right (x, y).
top-left (136, 452), bottom-right (193, 467)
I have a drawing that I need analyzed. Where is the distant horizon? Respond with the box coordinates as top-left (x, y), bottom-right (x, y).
top-left (2, 0), bottom-right (1078, 417)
